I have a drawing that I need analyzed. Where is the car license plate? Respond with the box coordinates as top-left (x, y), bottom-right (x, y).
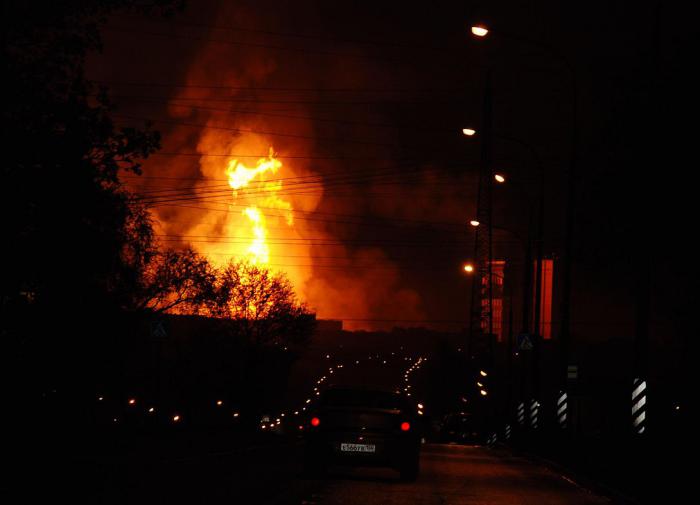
top-left (340, 443), bottom-right (376, 453)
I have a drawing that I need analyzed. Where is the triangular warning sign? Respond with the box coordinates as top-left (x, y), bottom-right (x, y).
top-left (518, 334), bottom-right (534, 350)
top-left (151, 321), bottom-right (167, 338)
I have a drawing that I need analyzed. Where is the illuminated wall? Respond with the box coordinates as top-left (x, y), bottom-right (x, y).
top-left (480, 260), bottom-right (506, 342)
top-left (533, 259), bottom-right (554, 339)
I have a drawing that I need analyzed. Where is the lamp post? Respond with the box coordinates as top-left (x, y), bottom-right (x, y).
top-left (461, 129), bottom-right (545, 348)
top-left (468, 22), bottom-right (578, 392)
top-left (463, 261), bottom-right (515, 430)
top-left (469, 218), bottom-right (540, 432)
top-left (464, 68), bottom-right (494, 382)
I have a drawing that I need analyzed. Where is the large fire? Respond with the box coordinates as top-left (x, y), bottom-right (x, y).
top-left (182, 129), bottom-right (320, 301)
top-left (131, 2), bottom-right (429, 329)
top-left (225, 149), bottom-right (293, 265)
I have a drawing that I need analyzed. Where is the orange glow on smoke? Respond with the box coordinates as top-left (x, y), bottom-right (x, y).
top-left (132, 9), bottom-right (432, 330)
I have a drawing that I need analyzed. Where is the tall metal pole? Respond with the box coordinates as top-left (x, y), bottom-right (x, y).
top-left (483, 69), bottom-right (495, 428)
top-left (484, 69), bottom-right (494, 366)
top-left (532, 170), bottom-right (545, 404)
top-left (469, 68), bottom-right (494, 365)
top-left (506, 273), bottom-right (514, 421)
top-left (558, 61), bottom-right (578, 388)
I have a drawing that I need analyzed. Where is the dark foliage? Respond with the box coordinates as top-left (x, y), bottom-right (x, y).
top-left (2, 1), bottom-right (187, 315)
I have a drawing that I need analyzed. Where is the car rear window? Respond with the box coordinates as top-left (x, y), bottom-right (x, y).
top-left (320, 389), bottom-right (408, 410)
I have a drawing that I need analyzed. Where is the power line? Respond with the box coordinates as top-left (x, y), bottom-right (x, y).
top-left (112, 14), bottom-right (465, 54)
top-left (151, 203), bottom-right (470, 230)
top-left (145, 152), bottom-right (431, 161)
top-left (132, 161), bottom-right (435, 194)
top-left (133, 162), bottom-right (465, 203)
top-left (106, 93), bottom-right (468, 106)
top-left (106, 95), bottom-right (459, 133)
top-left (112, 113), bottom-right (402, 148)
top-left (136, 168), bottom-right (458, 203)
top-left (96, 80), bottom-right (466, 94)
top-left (157, 237), bottom-right (471, 246)
top-left (101, 25), bottom-right (461, 67)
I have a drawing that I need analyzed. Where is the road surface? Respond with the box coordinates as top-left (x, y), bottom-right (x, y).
top-left (50, 438), bottom-right (615, 504)
top-left (300, 444), bottom-right (611, 505)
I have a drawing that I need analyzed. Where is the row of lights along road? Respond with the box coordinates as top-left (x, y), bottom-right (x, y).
top-left (87, 351), bottom-right (427, 429)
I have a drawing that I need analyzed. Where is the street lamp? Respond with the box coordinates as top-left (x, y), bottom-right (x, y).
top-left (466, 20), bottom-right (578, 390)
top-left (471, 25), bottom-right (489, 37)
top-left (494, 174), bottom-right (506, 183)
top-left (464, 265), bottom-right (516, 414)
top-left (466, 219), bottom-right (531, 423)
top-left (462, 128), bottom-right (476, 136)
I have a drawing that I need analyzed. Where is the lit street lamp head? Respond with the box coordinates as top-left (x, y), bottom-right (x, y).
top-left (494, 174), bottom-right (506, 183)
top-left (462, 128), bottom-right (476, 136)
top-left (463, 264), bottom-right (474, 273)
top-left (470, 220), bottom-right (480, 227)
top-left (471, 25), bottom-right (489, 37)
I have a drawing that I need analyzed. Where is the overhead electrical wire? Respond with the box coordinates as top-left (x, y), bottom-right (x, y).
top-left (151, 202), bottom-right (471, 230)
top-left (111, 14), bottom-right (465, 53)
top-left (101, 25), bottom-right (464, 67)
top-left (104, 94), bottom-right (461, 133)
top-left (136, 167), bottom-right (457, 203)
top-left (106, 93), bottom-right (469, 106)
top-left (111, 113), bottom-right (404, 148)
top-left (97, 80), bottom-right (467, 94)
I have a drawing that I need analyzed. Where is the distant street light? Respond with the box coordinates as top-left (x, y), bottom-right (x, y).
top-left (471, 26), bottom-right (489, 37)
top-left (463, 264), bottom-right (475, 273)
top-left (494, 174), bottom-right (506, 183)
top-left (470, 220), bottom-right (480, 227)
top-left (462, 128), bottom-right (476, 136)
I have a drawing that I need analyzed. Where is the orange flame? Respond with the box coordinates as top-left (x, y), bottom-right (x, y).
top-left (224, 148), bottom-right (294, 265)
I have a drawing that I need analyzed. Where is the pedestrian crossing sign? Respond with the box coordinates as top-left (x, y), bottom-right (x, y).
top-left (517, 333), bottom-right (534, 351)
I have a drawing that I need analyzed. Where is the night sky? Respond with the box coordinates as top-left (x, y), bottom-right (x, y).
top-left (86, 0), bottom-right (695, 338)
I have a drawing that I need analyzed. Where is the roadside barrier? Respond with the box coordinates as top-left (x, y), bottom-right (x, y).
top-left (557, 391), bottom-right (568, 429)
top-left (529, 399), bottom-right (539, 429)
top-left (631, 378), bottom-right (647, 435)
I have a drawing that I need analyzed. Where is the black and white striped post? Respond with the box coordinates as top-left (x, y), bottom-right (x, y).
top-left (517, 401), bottom-right (525, 426)
top-left (557, 391), bottom-right (568, 429)
top-left (631, 377), bottom-right (647, 435)
top-left (529, 399), bottom-right (540, 429)
top-left (504, 423), bottom-right (512, 440)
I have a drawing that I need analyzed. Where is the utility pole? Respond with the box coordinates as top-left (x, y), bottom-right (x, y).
top-left (470, 68), bottom-right (495, 434)
top-left (469, 69), bottom-right (494, 366)
top-left (558, 70), bottom-right (578, 390)
top-left (532, 184), bottom-right (544, 406)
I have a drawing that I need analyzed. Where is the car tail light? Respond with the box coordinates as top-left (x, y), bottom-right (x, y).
top-left (311, 417), bottom-right (320, 427)
top-left (400, 421), bottom-right (411, 432)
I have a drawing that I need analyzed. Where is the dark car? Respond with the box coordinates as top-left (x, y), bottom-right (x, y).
top-left (438, 412), bottom-right (483, 444)
top-left (303, 386), bottom-right (421, 481)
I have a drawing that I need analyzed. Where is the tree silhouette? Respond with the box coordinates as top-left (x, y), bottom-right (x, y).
top-left (3, 1), bottom-right (181, 315)
top-left (132, 248), bottom-right (219, 315)
top-left (215, 262), bottom-right (316, 348)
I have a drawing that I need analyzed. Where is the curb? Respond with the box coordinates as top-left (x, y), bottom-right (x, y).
top-left (493, 442), bottom-right (640, 505)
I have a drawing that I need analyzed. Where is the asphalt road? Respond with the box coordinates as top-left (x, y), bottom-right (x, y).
top-left (48, 439), bottom-right (616, 504)
top-left (301, 444), bottom-right (612, 505)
